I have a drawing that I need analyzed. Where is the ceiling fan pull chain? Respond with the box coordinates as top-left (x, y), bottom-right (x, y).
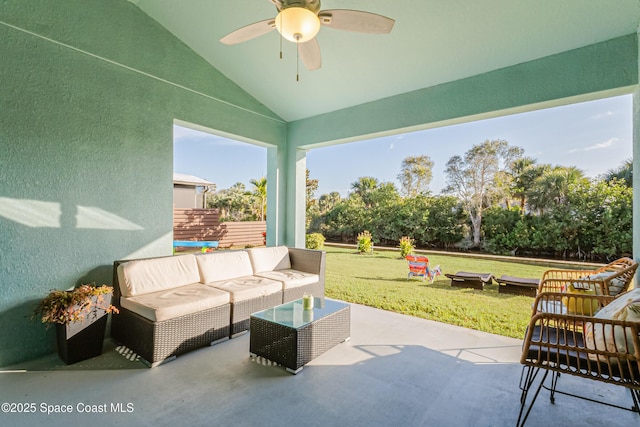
top-left (279, 13), bottom-right (283, 59)
top-left (296, 37), bottom-right (300, 82)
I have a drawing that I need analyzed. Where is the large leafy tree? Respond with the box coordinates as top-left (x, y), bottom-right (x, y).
top-left (397, 155), bottom-right (434, 197)
top-left (444, 139), bottom-right (523, 247)
top-left (208, 182), bottom-right (254, 221)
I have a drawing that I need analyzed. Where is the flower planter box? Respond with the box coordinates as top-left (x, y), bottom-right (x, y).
top-left (55, 294), bottom-right (110, 364)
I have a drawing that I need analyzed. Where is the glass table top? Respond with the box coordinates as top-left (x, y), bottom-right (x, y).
top-left (251, 298), bottom-right (348, 329)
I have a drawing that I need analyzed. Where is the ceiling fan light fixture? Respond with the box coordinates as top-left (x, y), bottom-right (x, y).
top-left (275, 7), bottom-right (320, 43)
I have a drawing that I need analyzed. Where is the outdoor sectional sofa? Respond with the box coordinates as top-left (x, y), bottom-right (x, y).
top-left (111, 246), bottom-right (325, 367)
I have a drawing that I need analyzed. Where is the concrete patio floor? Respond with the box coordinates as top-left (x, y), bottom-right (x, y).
top-left (1, 301), bottom-right (638, 427)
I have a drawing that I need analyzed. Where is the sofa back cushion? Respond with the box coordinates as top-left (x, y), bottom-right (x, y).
top-left (196, 250), bottom-right (254, 283)
top-left (117, 254), bottom-right (200, 297)
top-left (247, 246), bottom-right (291, 273)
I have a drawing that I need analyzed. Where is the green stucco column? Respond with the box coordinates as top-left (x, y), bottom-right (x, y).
top-left (286, 146), bottom-right (307, 249)
top-left (266, 146), bottom-right (285, 246)
top-left (265, 143), bottom-right (306, 248)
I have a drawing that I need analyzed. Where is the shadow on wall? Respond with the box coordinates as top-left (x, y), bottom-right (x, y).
top-left (0, 197), bottom-right (166, 366)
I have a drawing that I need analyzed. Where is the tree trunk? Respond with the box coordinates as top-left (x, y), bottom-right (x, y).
top-left (470, 214), bottom-right (482, 247)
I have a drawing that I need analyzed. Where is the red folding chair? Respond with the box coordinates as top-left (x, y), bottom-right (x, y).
top-left (406, 255), bottom-right (441, 283)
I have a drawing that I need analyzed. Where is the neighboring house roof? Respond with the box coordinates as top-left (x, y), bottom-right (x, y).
top-left (173, 173), bottom-right (214, 186)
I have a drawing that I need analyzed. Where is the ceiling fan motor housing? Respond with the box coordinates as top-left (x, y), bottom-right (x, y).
top-left (276, 0), bottom-right (321, 15)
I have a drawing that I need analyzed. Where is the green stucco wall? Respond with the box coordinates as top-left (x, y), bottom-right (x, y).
top-left (0, 0), bottom-right (285, 366)
top-left (288, 34), bottom-right (638, 148)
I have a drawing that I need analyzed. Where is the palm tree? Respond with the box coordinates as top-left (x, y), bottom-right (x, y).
top-left (350, 176), bottom-right (379, 207)
top-left (319, 192), bottom-right (342, 213)
top-left (604, 158), bottom-right (632, 187)
top-left (250, 177), bottom-right (267, 221)
top-left (527, 166), bottom-right (584, 214)
top-left (509, 158), bottom-right (548, 211)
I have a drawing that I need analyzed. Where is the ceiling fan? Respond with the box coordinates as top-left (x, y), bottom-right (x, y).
top-left (220, 0), bottom-right (395, 72)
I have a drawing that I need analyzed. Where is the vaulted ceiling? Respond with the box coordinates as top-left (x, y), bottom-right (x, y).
top-left (128, 0), bottom-right (640, 122)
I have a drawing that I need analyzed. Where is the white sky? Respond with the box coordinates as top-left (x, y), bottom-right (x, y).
top-left (174, 94), bottom-right (632, 196)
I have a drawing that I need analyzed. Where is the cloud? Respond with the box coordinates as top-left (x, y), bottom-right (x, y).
top-left (590, 111), bottom-right (614, 120)
top-left (569, 138), bottom-right (619, 153)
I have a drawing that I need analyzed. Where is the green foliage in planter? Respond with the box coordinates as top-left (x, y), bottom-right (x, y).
top-left (34, 283), bottom-right (118, 325)
top-left (306, 233), bottom-right (325, 249)
top-left (398, 236), bottom-right (415, 258)
top-left (357, 230), bottom-right (374, 254)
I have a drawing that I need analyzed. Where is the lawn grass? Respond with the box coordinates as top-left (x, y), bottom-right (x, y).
top-left (323, 246), bottom-right (584, 339)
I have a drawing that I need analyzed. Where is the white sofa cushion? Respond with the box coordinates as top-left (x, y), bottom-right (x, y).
top-left (247, 246), bottom-right (291, 273)
top-left (120, 283), bottom-right (230, 322)
top-left (117, 254), bottom-right (200, 297)
top-left (255, 269), bottom-right (319, 289)
top-left (196, 250), bottom-right (254, 283)
top-left (205, 276), bottom-right (282, 302)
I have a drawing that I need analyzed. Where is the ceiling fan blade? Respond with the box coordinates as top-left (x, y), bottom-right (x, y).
top-left (298, 38), bottom-right (321, 71)
top-left (220, 18), bottom-right (276, 45)
top-left (268, 0), bottom-right (283, 11)
top-left (319, 9), bottom-right (395, 34)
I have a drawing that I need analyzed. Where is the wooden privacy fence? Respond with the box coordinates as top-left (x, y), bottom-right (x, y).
top-left (173, 208), bottom-right (266, 248)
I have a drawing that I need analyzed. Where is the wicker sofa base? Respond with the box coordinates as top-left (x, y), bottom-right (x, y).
top-left (111, 304), bottom-right (231, 367)
top-left (230, 292), bottom-right (283, 337)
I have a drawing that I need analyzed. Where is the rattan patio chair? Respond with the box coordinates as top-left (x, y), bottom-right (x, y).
top-left (517, 290), bottom-right (640, 426)
top-left (538, 257), bottom-right (638, 296)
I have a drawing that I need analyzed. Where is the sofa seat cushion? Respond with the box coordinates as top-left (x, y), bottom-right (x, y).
top-left (255, 269), bottom-right (319, 289)
top-left (205, 276), bottom-right (282, 303)
top-left (196, 250), bottom-right (254, 283)
top-left (120, 283), bottom-right (230, 322)
top-left (247, 246), bottom-right (291, 273)
top-left (117, 254), bottom-right (200, 297)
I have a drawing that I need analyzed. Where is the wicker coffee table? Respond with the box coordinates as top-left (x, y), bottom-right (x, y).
top-left (249, 298), bottom-right (350, 374)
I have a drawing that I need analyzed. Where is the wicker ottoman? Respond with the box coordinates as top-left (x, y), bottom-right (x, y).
top-left (250, 298), bottom-right (350, 374)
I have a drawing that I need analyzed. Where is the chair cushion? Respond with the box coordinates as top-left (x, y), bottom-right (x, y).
top-left (120, 283), bottom-right (230, 322)
top-left (584, 288), bottom-right (640, 355)
top-left (562, 282), bottom-right (599, 315)
top-left (587, 271), bottom-right (627, 296)
top-left (255, 269), bottom-right (319, 289)
top-left (196, 250), bottom-right (254, 283)
top-left (117, 254), bottom-right (200, 297)
top-left (205, 276), bottom-right (282, 302)
top-left (525, 325), bottom-right (640, 380)
top-left (246, 246), bottom-right (291, 273)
